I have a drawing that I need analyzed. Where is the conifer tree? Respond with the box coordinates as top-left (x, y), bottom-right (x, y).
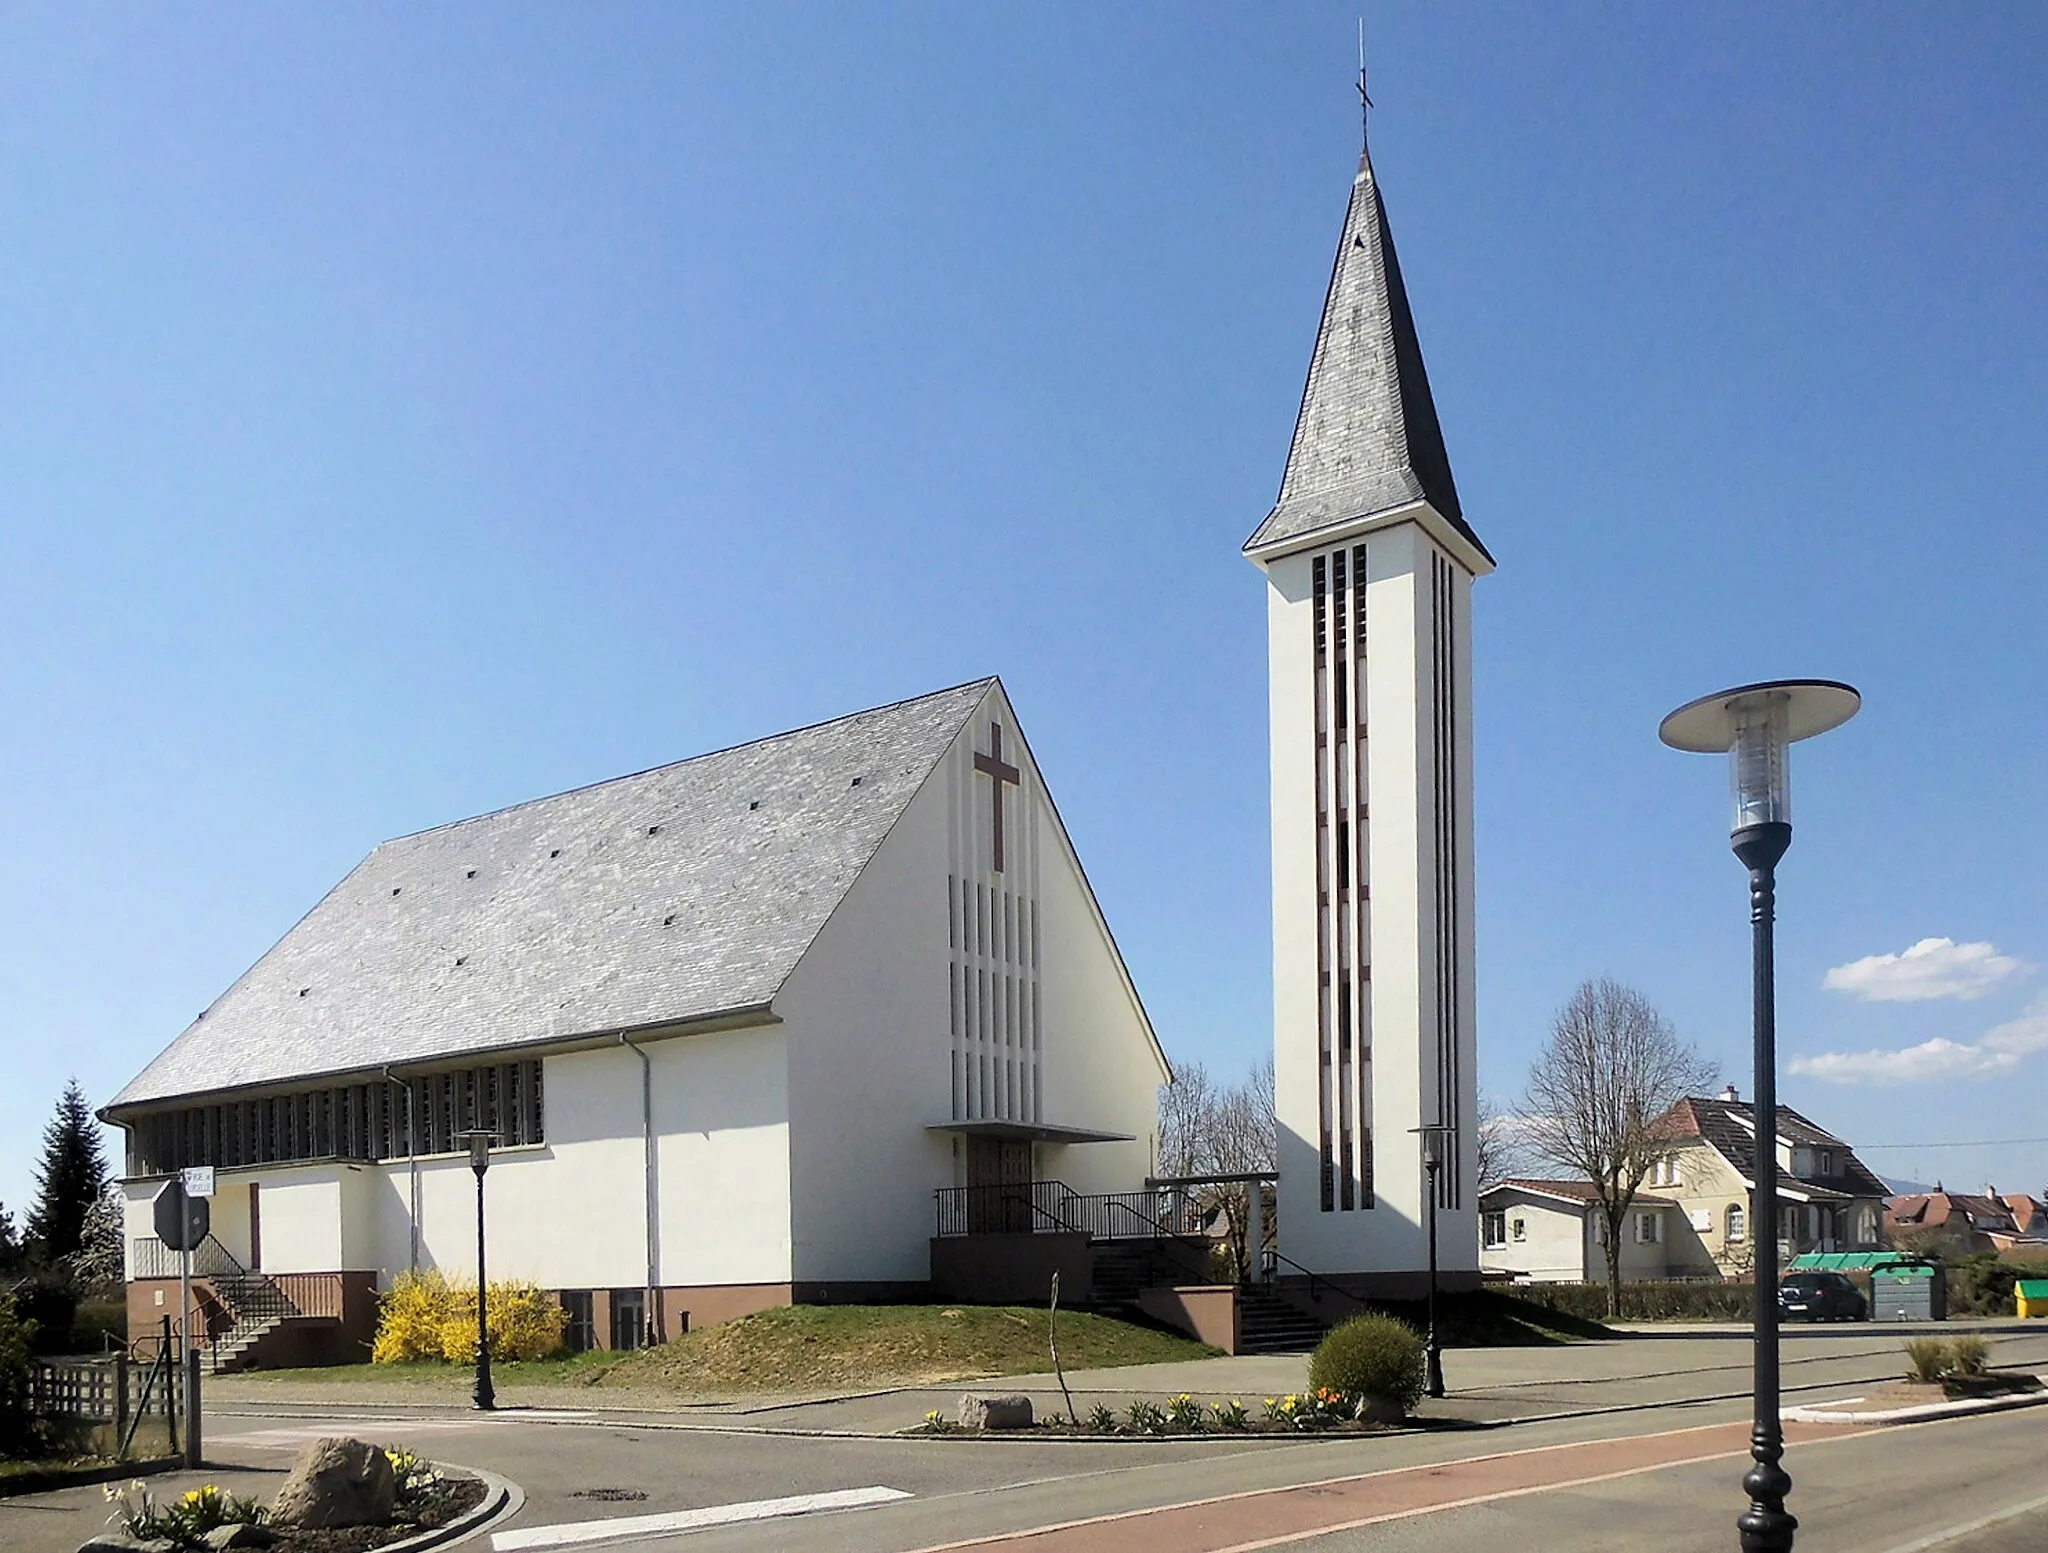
top-left (26, 1080), bottom-right (110, 1268)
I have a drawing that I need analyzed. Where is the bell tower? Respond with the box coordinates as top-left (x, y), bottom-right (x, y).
top-left (1244, 125), bottom-right (1492, 1291)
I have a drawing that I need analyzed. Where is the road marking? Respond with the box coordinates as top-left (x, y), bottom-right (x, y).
top-left (1876, 1485), bottom-right (2048, 1553)
top-left (222, 1418), bottom-right (485, 1448)
top-left (489, 1486), bottom-right (913, 1550)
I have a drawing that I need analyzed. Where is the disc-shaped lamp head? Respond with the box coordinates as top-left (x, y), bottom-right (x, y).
top-left (1659, 680), bottom-right (1860, 835)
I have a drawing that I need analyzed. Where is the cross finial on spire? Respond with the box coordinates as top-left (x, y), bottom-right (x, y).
top-left (1356, 18), bottom-right (1373, 147)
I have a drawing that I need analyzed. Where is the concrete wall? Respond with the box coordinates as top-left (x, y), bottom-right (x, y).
top-left (1137, 1286), bottom-right (1240, 1354)
top-left (1267, 520), bottom-right (1481, 1279)
top-left (930, 1233), bottom-right (1092, 1306)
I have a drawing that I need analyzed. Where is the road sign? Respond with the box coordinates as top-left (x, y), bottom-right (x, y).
top-left (181, 1166), bottom-right (216, 1199)
top-left (152, 1179), bottom-right (210, 1252)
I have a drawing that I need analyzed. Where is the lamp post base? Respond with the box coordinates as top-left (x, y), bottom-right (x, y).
top-left (1738, 1453), bottom-right (1797, 1553)
top-left (1423, 1341), bottom-right (1445, 1399)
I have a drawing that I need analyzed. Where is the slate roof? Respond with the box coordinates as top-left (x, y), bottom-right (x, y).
top-left (1245, 147), bottom-right (1491, 564)
top-left (1658, 1096), bottom-right (1890, 1201)
top-left (110, 679), bottom-right (996, 1110)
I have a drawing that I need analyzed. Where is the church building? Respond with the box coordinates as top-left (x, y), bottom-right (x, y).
top-left (1246, 125), bottom-right (1490, 1294)
top-left (109, 679), bottom-right (1166, 1362)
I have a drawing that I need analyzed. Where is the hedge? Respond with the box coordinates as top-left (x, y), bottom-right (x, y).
top-left (1508, 1280), bottom-right (1756, 1321)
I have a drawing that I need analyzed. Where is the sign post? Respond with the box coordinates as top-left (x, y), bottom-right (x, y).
top-left (152, 1177), bottom-right (210, 1467)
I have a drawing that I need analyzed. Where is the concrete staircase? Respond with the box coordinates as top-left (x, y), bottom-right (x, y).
top-left (1235, 1285), bottom-right (1331, 1354)
top-left (204, 1272), bottom-right (335, 1374)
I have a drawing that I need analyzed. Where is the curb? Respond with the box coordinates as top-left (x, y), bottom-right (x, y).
top-left (374, 1465), bottom-right (525, 1553)
top-left (1785, 1386), bottom-right (2048, 1427)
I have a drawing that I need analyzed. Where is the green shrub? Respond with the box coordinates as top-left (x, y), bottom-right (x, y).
top-left (1945, 1255), bottom-right (2027, 1318)
top-left (1507, 1280), bottom-right (1753, 1323)
top-left (1949, 1335), bottom-right (1991, 1377)
top-left (1904, 1336), bottom-right (1953, 1383)
top-left (0, 1295), bottom-right (38, 1459)
top-left (1307, 1314), bottom-right (1425, 1414)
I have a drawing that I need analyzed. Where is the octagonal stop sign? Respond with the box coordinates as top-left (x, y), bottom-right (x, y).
top-left (152, 1178), bottom-right (209, 1252)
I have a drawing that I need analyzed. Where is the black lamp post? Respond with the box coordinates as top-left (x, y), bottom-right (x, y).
top-left (462, 1131), bottom-right (498, 1412)
top-left (1661, 679), bottom-right (1860, 1553)
top-left (1411, 1123), bottom-right (1448, 1399)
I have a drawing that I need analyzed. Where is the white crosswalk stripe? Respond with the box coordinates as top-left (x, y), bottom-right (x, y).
top-left (489, 1486), bottom-right (913, 1550)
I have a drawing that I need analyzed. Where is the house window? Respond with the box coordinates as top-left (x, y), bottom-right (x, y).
top-left (1856, 1205), bottom-right (1878, 1246)
top-left (1726, 1204), bottom-right (1746, 1243)
top-left (1636, 1212), bottom-right (1660, 1245)
top-left (560, 1292), bottom-right (595, 1354)
top-left (1820, 1150), bottom-right (1834, 1176)
top-left (1483, 1211), bottom-right (1507, 1248)
top-left (1591, 1215), bottom-right (1606, 1245)
top-left (1511, 1215), bottom-right (1527, 1243)
top-left (610, 1289), bottom-right (646, 1351)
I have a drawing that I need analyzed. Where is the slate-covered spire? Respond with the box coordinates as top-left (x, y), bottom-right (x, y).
top-left (1245, 145), bottom-right (1491, 565)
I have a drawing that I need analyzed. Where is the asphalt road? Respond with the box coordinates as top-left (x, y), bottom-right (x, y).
top-left (13, 1324), bottom-right (2048, 1553)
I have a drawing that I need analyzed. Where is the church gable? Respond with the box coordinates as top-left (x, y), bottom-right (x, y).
top-left (111, 680), bottom-right (995, 1110)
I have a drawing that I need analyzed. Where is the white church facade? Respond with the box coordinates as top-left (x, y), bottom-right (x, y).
top-left (109, 679), bottom-right (1167, 1360)
top-left (1246, 134), bottom-right (1489, 1295)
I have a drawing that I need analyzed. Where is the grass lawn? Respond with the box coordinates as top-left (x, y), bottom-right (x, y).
top-left (226, 1307), bottom-right (1213, 1396)
top-left (595, 1305), bottom-right (1219, 1393)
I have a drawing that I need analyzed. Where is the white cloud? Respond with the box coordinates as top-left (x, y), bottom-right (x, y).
top-left (1822, 937), bottom-right (2029, 1003)
top-left (1791, 997), bottom-right (2048, 1085)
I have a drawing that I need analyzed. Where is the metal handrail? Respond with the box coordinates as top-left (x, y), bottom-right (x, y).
top-left (1265, 1246), bottom-right (1369, 1311)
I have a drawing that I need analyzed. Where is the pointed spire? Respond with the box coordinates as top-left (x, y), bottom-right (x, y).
top-left (1246, 130), bottom-right (1491, 566)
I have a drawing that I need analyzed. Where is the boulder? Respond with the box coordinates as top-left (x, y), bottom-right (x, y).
top-left (75, 1539), bottom-right (176, 1553)
top-left (957, 1393), bottom-right (1034, 1430)
top-left (202, 1525), bottom-right (276, 1549)
top-left (270, 1436), bottom-right (397, 1529)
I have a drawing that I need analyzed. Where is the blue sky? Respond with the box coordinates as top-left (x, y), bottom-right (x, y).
top-left (2, 7), bottom-right (2045, 1219)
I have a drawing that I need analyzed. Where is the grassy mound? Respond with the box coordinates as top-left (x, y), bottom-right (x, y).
top-left (591, 1304), bottom-right (1219, 1393)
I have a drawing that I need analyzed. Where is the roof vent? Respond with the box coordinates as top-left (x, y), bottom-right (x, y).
top-left (550, 848), bottom-right (561, 858)
top-left (748, 800), bottom-right (759, 811)
top-left (648, 824), bottom-right (662, 836)
top-left (298, 987), bottom-right (310, 998)
top-left (663, 914), bottom-right (676, 926)
top-left (466, 869), bottom-right (477, 879)
top-left (1721, 1084), bottom-right (1740, 1103)
top-left (391, 887), bottom-right (402, 897)
top-left (850, 775), bottom-right (862, 787)
top-left (455, 955), bottom-right (468, 966)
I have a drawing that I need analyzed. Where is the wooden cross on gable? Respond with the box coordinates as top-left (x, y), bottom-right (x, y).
top-left (973, 721), bottom-right (1021, 873)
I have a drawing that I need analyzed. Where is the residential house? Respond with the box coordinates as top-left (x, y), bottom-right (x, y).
top-left (1886, 1187), bottom-right (2048, 1257)
top-left (1478, 1179), bottom-right (1675, 1284)
top-left (1642, 1088), bottom-right (1890, 1278)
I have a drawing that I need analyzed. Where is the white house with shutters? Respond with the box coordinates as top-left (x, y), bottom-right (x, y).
top-left (107, 679), bottom-right (1168, 1362)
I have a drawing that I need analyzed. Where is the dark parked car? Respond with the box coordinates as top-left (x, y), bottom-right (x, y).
top-left (1779, 1270), bottom-right (1869, 1322)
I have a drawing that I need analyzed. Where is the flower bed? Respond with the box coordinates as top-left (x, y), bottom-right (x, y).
top-left (101, 1447), bottom-right (488, 1552)
top-left (919, 1389), bottom-right (1407, 1437)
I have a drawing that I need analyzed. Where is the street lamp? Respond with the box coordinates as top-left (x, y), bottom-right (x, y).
top-left (1660, 679), bottom-right (1860, 1553)
top-left (1410, 1123), bottom-right (1449, 1399)
top-left (461, 1130), bottom-right (499, 1412)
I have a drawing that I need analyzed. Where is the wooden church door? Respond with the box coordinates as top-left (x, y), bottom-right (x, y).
top-left (966, 1136), bottom-right (1035, 1233)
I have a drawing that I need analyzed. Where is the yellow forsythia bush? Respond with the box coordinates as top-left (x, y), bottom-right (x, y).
top-left (373, 1270), bottom-right (568, 1364)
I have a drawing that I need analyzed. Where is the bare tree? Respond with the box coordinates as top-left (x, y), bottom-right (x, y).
top-left (1520, 978), bottom-right (1716, 1315)
top-left (1475, 1091), bottom-right (1530, 1190)
top-left (1156, 1061), bottom-right (1216, 1181)
top-left (1155, 1056), bottom-right (1275, 1282)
